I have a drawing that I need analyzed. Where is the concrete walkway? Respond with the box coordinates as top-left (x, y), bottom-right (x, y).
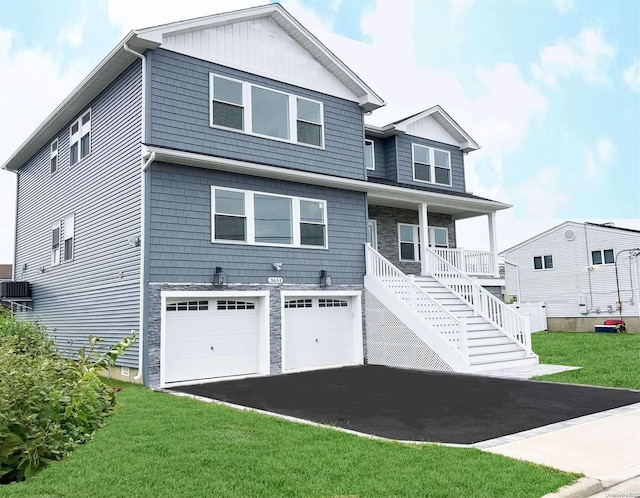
top-left (485, 405), bottom-right (640, 491)
top-left (478, 363), bottom-right (581, 380)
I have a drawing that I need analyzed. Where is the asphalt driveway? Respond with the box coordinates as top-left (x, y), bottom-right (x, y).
top-left (171, 365), bottom-right (640, 444)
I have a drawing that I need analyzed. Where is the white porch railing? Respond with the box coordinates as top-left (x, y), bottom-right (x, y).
top-left (365, 245), bottom-right (468, 356)
top-left (425, 247), bottom-right (532, 353)
top-left (432, 248), bottom-right (496, 276)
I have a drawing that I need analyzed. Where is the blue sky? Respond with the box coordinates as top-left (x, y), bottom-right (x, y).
top-left (0, 0), bottom-right (638, 264)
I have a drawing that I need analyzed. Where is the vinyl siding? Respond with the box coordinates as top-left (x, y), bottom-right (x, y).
top-left (503, 223), bottom-right (640, 319)
top-left (396, 134), bottom-right (465, 193)
top-left (14, 61), bottom-right (142, 366)
top-left (147, 162), bottom-right (368, 285)
top-left (147, 49), bottom-right (366, 180)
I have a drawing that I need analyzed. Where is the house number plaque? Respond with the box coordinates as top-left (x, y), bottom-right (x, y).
top-left (268, 277), bottom-right (284, 284)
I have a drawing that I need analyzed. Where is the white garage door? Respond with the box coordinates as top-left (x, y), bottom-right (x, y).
top-left (283, 296), bottom-right (357, 371)
top-left (164, 298), bottom-right (260, 384)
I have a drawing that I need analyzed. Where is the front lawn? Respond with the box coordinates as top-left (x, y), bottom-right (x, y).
top-left (2, 382), bottom-right (576, 498)
top-left (532, 332), bottom-right (640, 389)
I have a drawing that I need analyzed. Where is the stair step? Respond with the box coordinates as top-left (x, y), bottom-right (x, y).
top-left (466, 329), bottom-right (504, 339)
top-left (467, 336), bottom-right (513, 347)
top-left (469, 350), bottom-right (528, 365)
top-left (468, 343), bottom-right (521, 355)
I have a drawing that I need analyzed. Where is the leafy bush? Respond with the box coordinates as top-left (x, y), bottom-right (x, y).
top-left (0, 310), bottom-right (135, 483)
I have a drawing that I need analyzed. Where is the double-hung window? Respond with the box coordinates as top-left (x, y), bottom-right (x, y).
top-left (51, 223), bottom-right (61, 266)
top-left (70, 109), bottom-right (91, 165)
top-left (50, 139), bottom-right (58, 174)
top-left (412, 144), bottom-right (452, 186)
top-left (210, 74), bottom-right (324, 147)
top-left (212, 187), bottom-right (327, 248)
top-left (63, 215), bottom-right (74, 261)
top-left (364, 139), bottom-right (375, 170)
top-left (592, 249), bottom-right (614, 265)
top-left (429, 227), bottom-right (449, 248)
top-left (398, 224), bottom-right (420, 262)
top-left (533, 255), bottom-right (553, 270)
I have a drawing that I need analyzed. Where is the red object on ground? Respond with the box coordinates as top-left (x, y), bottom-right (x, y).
top-left (603, 320), bottom-right (625, 326)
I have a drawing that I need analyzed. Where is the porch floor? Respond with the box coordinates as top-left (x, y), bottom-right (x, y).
top-left (170, 365), bottom-right (640, 444)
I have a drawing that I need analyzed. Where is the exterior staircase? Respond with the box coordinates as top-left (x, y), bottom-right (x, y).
top-left (364, 244), bottom-right (538, 374)
top-left (414, 276), bottom-right (536, 368)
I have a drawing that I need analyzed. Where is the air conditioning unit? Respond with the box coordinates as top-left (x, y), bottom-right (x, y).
top-left (0, 281), bottom-right (31, 299)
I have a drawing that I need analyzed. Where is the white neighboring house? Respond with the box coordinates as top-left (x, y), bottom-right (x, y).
top-left (500, 222), bottom-right (640, 332)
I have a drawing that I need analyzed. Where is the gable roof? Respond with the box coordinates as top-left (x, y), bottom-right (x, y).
top-left (1, 3), bottom-right (384, 172)
top-left (499, 221), bottom-right (640, 257)
top-left (365, 105), bottom-right (480, 152)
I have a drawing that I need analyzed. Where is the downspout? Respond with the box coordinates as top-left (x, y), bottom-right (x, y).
top-left (614, 248), bottom-right (640, 320)
top-left (123, 43), bottom-right (148, 382)
top-left (583, 223), bottom-right (594, 312)
top-left (9, 169), bottom-right (19, 281)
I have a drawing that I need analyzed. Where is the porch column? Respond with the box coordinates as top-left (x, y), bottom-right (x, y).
top-left (418, 203), bottom-right (429, 275)
top-left (488, 212), bottom-right (500, 278)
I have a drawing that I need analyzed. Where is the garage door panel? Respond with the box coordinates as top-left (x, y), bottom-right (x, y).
top-left (164, 298), bottom-right (261, 384)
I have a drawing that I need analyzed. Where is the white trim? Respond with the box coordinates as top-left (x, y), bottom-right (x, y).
top-left (211, 186), bottom-right (328, 249)
top-left (159, 290), bottom-right (270, 388)
top-left (50, 138), bottom-right (58, 175)
top-left (398, 223), bottom-right (420, 262)
top-left (209, 72), bottom-right (325, 150)
top-left (365, 139), bottom-right (375, 171)
top-left (51, 221), bottom-right (61, 266)
top-left (144, 145), bottom-right (512, 218)
top-left (63, 213), bottom-right (75, 262)
top-left (591, 248), bottom-right (615, 266)
top-left (69, 108), bottom-right (91, 166)
top-left (533, 255), bottom-right (554, 271)
top-left (367, 219), bottom-right (378, 250)
top-left (411, 143), bottom-right (452, 187)
top-left (280, 290), bottom-right (363, 373)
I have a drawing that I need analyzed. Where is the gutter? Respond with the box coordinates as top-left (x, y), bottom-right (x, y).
top-left (123, 43), bottom-right (149, 382)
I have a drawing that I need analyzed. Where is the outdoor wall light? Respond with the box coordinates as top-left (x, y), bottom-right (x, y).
top-left (272, 262), bottom-right (283, 271)
top-left (319, 269), bottom-right (332, 287)
top-left (213, 267), bottom-right (228, 286)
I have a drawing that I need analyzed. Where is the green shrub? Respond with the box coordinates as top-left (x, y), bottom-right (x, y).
top-left (0, 311), bottom-right (135, 483)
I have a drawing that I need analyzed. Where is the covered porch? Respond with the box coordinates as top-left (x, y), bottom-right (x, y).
top-left (366, 185), bottom-right (509, 282)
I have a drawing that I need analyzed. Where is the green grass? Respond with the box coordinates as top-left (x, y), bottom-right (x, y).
top-left (1, 383), bottom-right (576, 498)
top-left (532, 332), bottom-right (640, 389)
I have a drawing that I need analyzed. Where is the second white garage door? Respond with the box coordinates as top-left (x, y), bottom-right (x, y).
top-left (283, 296), bottom-right (359, 372)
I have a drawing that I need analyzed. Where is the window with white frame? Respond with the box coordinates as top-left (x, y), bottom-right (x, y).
top-left (63, 215), bottom-right (74, 261)
top-left (592, 249), bottom-right (614, 265)
top-left (51, 222), bottom-right (61, 266)
top-left (210, 74), bottom-right (324, 147)
top-left (70, 110), bottom-right (91, 165)
top-left (533, 255), bottom-right (553, 270)
top-left (364, 139), bottom-right (375, 170)
top-left (212, 187), bottom-right (327, 248)
top-left (50, 139), bottom-right (58, 174)
top-left (398, 224), bottom-right (420, 261)
top-left (367, 220), bottom-right (378, 250)
top-left (412, 144), bottom-right (452, 186)
top-left (429, 227), bottom-right (449, 248)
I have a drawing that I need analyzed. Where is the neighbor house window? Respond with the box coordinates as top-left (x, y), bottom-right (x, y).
top-left (50, 139), bottom-right (58, 174)
top-left (412, 144), bottom-right (451, 186)
top-left (51, 222), bottom-right (61, 266)
top-left (210, 74), bottom-right (324, 147)
top-left (63, 214), bottom-right (74, 261)
top-left (592, 249), bottom-right (614, 265)
top-left (398, 224), bottom-right (420, 261)
top-left (533, 255), bottom-right (553, 270)
top-left (365, 139), bottom-right (375, 170)
top-left (211, 75), bottom-right (244, 130)
top-left (211, 187), bottom-right (327, 248)
top-left (70, 109), bottom-right (91, 165)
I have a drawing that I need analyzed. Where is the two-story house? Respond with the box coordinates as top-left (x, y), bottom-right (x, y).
top-left (1, 4), bottom-right (537, 387)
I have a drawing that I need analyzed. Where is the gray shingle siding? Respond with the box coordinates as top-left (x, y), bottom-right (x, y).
top-left (147, 49), bottom-right (366, 180)
top-left (396, 134), bottom-right (466, 193)
top-left (147, 162), bottom-right (367, 285)
top-left (14, 61), bottom-right (142, 366)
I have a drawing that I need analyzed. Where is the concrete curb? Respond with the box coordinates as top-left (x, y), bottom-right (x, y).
top-left (541, 477), bottom-right (603, 498)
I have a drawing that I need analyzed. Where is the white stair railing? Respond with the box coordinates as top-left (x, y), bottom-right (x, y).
top-left (365, 245), bottom-right (468, 357)
top-left (432, 248), bottom-right (495, 275)
top-left (425, 247), bottom-right (532, 353)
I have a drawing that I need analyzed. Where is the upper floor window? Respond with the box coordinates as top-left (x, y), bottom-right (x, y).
top-left (412, 144), bottom-right (451, 186)
top-left (365, 139), bottom-right (375, 170)
top-left (50, 139), bottom-right (58, 174)
top-left (533, 255), bottom-right (553, 270)
top-left (63, 214), bottom-right (74, 261)
top-left (212, 187), bottom-right (327, 249)
top-left (210, 74), bottom-right (324, 148)
top-left (592, 249), bottom-right (614, 265)
top-left (70, 110), bottom-right (91, 165)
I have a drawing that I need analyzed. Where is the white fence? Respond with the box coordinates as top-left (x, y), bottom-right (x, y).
top-left (508, 302), bottom-right (548, 332)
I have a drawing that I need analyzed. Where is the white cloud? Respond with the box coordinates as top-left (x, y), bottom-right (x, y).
top-left (584, 138), bottom-right (615, 180)
top-left (450, 0), bottom-right (476, 18)
top-left (518, 167), bottom-right (571, 218)
top-left (622, 57), bottom-right (640, 93)
top-left (532, 26), bottom-right (616, 87)
top-left (552, 0), bottom-right (574, 14)
top-left (58, 10), bottom-right (88, 48)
